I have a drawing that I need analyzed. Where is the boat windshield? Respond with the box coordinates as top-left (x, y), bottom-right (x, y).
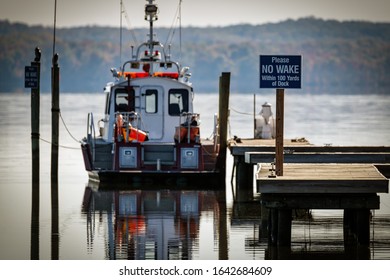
top-left (115, 88), bottom-right (135, 113)
top-left (168, 89), bottom-right (189, 116)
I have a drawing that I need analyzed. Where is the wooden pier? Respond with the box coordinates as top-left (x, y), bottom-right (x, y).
top-left (257, 163), bottom-right (388, 194)
top-left (228, 138), bottom-right (390, 259)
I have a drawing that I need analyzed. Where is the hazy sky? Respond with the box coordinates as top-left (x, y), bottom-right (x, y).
top-left (1, 0), bottom-right (389, 28)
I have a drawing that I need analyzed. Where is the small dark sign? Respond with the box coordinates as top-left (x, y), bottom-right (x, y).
top-left (259, 55), bottom-right (302, 89)
top-left (25, 66), bottom-right (39, 88)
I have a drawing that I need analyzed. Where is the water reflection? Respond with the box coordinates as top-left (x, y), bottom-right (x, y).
top-left (30, 176), bottom-right (39, 260)
top-left (51, 177), bottom-right (59, 260)
top-left (79, 182), bottom-right (390, 260)
top-left (30, 168), bottom-right (60, 260)
top-left (82, 186), bottom-right (227, 260)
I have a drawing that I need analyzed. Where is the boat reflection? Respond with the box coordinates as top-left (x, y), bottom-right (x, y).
top-left (80, 181), bottom-right (386, 260)
top-left (82, 185), bottom-right (227, 260)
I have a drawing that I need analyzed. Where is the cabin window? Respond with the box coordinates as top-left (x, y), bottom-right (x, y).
top-left (145, 89), bottom-right (158, 113)
top-left (168, 89), bottom-right (189, 116)
top-left (115, 88), bottom-right (135, 112)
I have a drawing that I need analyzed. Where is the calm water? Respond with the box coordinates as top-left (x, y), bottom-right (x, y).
top-left (0, 92), bottom-right (389, 260)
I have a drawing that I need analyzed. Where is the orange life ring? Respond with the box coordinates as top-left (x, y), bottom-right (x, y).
top-left (174, 126), bottom-right (200, 143)
top-left (116, 113), bottom-right (148, 142)
top-left (121, 126), bottom-right (148, 142)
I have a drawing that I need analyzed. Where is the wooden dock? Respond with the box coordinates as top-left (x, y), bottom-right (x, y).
top-left (228, 138), bottom-right (390, 189)
top-left (230, 138), bottom-right (390, 164)
top-left (228, 138), bottom-right (390, 259)
top-left (256, 163), bottom-right (388, 194)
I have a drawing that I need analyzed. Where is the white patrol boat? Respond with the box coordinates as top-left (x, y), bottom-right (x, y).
top-left (81, 0), bottom-right (222, 187)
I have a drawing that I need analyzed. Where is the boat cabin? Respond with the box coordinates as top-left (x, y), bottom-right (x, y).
top-left (101, 73), bottom-right (195, 144)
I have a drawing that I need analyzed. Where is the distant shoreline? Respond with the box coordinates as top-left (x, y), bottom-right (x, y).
top-left (1, 18), bottom-right (389, 94)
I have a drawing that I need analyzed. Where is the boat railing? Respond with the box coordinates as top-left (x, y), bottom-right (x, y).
top-left (87, 112), bottom-right (96, 162)
top-left (115, 111), bottom-right (143, 143)
top-left (177, 112), bottom-right (200, 144)
top-left (120, 41), bottom-right (181, 75)
top-left (121, 59), bottom-right (181, 77)
top-left (134, 42), bottom-right (166, 62)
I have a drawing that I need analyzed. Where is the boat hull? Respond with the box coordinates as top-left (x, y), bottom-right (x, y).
top-left (87, 169), bottom-right (224, 189)
top-left (82, 139), bottom-right (222, 189)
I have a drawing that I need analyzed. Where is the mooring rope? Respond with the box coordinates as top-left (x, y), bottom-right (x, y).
top-left (229, 106), bottom-right (253, 116)
top-left (39, 136), bottom-right (80, 150)
top-left (37, 111), bottom-right (82, 150)
top-left (59, 112), bottom-right (82, 144)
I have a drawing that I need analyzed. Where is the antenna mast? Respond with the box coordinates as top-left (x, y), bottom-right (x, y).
top-left (52, 0), bottom-right (57, 57)
top-left (145, 0), bottom-right (159, 55)
top-left (179, 0), bottom-right (182, 57)
top-left (120, 0), bottom-right (123, 69)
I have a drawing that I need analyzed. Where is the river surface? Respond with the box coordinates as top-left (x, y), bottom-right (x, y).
top-left (0, 92), bottom-right (389, 260)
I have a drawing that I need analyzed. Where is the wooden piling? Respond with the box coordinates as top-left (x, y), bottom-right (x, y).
top-left (51, 53), bottom-right (60, 182)
top-left (269, 209), bottom-right (278, 246)
top-left (356, 209), bottom-right (370, 246)
top-left (30, 47), bottom-right (41, 260)
top-left (51, 53), bottom-right (60, 260)
top-left (31, 47), bottom-right (41, 191)
top-left (216, 72), bottom-right (230, 182)
top-left (344, 208), bottom-right (371, 258)
top-left (235, 156), bottom-right (253, 193)
top-left (277, 209), bottom-right (292, 247)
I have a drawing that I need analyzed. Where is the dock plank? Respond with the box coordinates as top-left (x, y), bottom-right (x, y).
top-left (256, 163), bottom-right (389, 194)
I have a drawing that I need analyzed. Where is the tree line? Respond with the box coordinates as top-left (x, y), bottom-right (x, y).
top-left (0, 17), bottom-right (389, 94)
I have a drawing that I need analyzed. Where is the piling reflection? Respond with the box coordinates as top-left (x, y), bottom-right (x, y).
top-left (265, 229), bottom-right (371, 260)
top-left (82, 185), bottom-right (227, 260)
top-left (51, 178), bottom-right (59, 260)
top-left (30, 178), bottom-right (39, 260)
top-left (260, 199), bottom-right (372, 260)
